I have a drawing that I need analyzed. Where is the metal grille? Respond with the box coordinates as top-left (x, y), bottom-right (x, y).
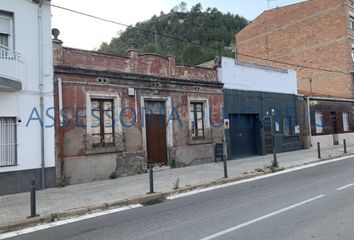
top-left (0, 117), bottom-right (17, 167)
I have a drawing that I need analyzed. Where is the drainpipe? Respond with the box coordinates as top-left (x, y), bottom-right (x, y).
top-left (37, 0), bottom-right (45, 189)
top-left (58, 78), bottom-right (65, 185)
top-left (306, 97), bottom-right (312, 147)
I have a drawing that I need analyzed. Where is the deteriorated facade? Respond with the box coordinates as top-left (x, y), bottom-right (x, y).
top-left (53, 40), bottom-right (224, 185)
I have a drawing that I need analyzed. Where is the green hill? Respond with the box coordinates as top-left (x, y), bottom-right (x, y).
top-left (98, 2), bottom-right (248, 65)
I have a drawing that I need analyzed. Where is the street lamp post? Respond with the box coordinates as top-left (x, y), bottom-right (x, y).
top-left (271, 111), bottom-right (279, 168)
top-left (266, 109), bottom-right (278, 168)
top-left (263, 109), bottom-right (278, 168)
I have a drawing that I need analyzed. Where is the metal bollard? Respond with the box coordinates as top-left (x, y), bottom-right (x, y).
top-left (344, 139), bottom-right (347, 154)
top-left (149, 165), bottom-right (154, 194)
top-left (317, 142), bottom-right (321, 159)
top-left (273, 151), bottom-right (278, 168)
top-left (29, 180), bottom-right (38, 218)
top-left (223, 156), bottom-right (228, 178)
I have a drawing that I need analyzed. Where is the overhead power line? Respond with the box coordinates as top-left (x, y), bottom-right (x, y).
top-left (236, 52), bottom-right (349, 75)
top-left (46, 3), bottom-right (221, 52)
top-left (47, 2), bottom-right (350, 76)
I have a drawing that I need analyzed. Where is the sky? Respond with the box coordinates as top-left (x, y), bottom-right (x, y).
top-left (51, 0), bottom-right (305, 50)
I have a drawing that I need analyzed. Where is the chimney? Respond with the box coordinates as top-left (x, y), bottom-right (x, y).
top-left (167, 47), bottom-right (175, 76)
top-left (52, 28), bottom-right (63, 65)
top-left (127, 39), bottom-right (139, 72)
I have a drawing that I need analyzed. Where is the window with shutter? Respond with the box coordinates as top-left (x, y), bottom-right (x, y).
top-left (0, 13), bottom-right (13, 49)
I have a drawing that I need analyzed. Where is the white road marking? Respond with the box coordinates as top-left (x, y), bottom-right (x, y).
top-left (336, 183), bottom-right (354, 191)
top-left (200, 194), bottom-right (325, 240)
top-left (168, 155), bottom-right (354, 200)
top-left (1, 155), bottom-right (352, 238)
top-left (0, 204), bottom-right (143, 240)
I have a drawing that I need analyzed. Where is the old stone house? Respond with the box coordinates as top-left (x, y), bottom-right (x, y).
top-left (52, 36), bottom-right (224, 185)
top-left (236, 0), bottom-right (354, 147)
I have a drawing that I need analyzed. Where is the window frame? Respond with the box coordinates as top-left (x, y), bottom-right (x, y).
top-left (315, 111), bottom-right (325, 134)
top-left (350, 15), bottom-right (354, 30)
top-left (190, 102), bottom-right (205, 138)
top-left (90, 98), bottom-right (115, 148)
top-left (283, 117), bottom-right (294, 136)
top-left (0, 117), bottom-right (17, 167)
top-left (0, 12), bottom-right (14, 49)
top-left (86, 92), bottom-right (121, 151)
top-left (343, 112), bottom-right (350, 132)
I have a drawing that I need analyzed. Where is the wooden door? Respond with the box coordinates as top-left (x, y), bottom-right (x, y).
top-left (146, 114), bottom-right (167, 165)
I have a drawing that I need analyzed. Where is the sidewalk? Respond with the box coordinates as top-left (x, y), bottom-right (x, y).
top-left (0, 144), bottom-right (353, 230)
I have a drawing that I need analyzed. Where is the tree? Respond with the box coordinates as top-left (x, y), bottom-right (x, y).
top-left (98, 2), bottom-right (248, 65)
top-left (179, 2), bottom-right (188, 13)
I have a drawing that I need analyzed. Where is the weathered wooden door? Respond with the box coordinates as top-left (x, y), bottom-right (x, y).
top-left (145, 101), bottom-right (167, 165)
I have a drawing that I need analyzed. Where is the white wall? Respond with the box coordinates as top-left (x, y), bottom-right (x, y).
top-left (0, 0), bottom-right (54, 172)
top-left (218, 57), bottom-right (298, 94)
top-left (311, 133), bottom-right (354, 148)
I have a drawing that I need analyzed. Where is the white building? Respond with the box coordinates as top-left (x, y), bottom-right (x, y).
top-left (0, 0), bottom-right (55, 195)
top-left (217, 57), bottom-right (298, 95)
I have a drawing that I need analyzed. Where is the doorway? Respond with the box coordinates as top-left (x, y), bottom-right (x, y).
top-left (229, 114), bottom-right (259, 157)
top-left (330, 112), bottom-right (339, 145)
top-left (144, 101), bottom-right (168, 165)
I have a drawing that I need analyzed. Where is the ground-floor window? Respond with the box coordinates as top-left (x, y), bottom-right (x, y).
top-left (190, 102), bottom-right (205, 138)
top-left (0, 117), bottom-right (17, 166)
top-left (283, 117), bottom-right (294, 136)
top-left (315, 111), bottom-right (324, 134)
top-left (343, 112), bottom-right (350, 132)
top-left (90, 99), bottom-right (115, 147)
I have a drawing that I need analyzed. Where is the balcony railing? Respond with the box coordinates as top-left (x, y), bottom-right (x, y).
top-left (0, 44), bottom-right (25, 87)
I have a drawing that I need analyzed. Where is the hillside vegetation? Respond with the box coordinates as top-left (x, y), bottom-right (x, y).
top-left (98, 2), bottom-right (248, 65)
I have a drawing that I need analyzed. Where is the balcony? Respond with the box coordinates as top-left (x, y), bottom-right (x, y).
top-left (0, 45), bottom-right (24, 91)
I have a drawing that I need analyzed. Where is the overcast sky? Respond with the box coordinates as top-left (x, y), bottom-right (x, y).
top-left (51, 0), bottom-right (305, 50)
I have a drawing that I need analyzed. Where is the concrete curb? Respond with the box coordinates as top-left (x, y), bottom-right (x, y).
top-left (1, 152), bottom-right (353, 234)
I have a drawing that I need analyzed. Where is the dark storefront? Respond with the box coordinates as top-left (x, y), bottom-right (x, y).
top-left (224, 89), bottom-right (302, 159)
top-left (309, 99), bottom-right (354, 146)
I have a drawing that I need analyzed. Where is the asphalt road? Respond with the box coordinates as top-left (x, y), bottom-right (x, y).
top-left (5, 157), bottom-right (354, 240)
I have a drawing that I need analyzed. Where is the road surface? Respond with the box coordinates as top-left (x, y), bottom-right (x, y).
top-left (5, 157), bottom-right (354, 240)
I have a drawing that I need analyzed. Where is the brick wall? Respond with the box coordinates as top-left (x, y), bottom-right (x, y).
top-left (52, 41), bottom-right (224, 185)
top-left (236, 0), bottom-right (354, 99)
top-left (54, 43), bottom-right (217, 82)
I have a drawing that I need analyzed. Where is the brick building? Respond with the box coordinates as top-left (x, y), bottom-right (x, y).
top-left (52, 35), bottom-right (224, 185)
top-left (236, 0), bottom-right (354, 147)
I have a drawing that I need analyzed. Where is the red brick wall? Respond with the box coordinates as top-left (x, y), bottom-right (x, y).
top-left (53, 44), bottom-right (217, 82)
top-left (53, 74), bottom-right (224, 159)
top-left (52, 43), bottom-right (224, 159)
top-left (236, 0), bottom-right (354, 99)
